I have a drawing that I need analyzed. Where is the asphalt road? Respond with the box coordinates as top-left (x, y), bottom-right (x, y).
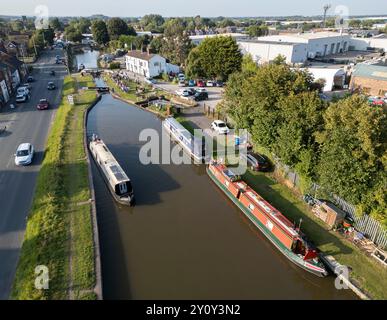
top-left (0, 48), bottom-right (67, 299)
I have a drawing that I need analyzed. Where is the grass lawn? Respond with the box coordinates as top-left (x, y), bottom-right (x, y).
top-left (11, 75), bottom-right (98, 300)
top-left (243, 170), bottom-right (387, 300)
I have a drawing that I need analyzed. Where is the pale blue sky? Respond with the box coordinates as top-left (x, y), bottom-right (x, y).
top-left (1, 0), bottom-right (386, 17)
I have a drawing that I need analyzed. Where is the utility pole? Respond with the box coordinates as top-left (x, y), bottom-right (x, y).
top-left (323, 4), bottom-right (332, 28)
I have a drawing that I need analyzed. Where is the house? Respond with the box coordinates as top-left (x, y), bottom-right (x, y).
top-left (0, 63), bottom-right (12, 107)
top-left (257, 32), bottom-right (352, 58)
top-left (238, 39), bottom-right (308, 65)
top-left (350, 62), bottom-right (387, 96)
top-left (125, 50), bottom-right (179, 78)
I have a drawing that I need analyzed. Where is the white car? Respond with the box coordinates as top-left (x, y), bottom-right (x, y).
top-left (176, 89), bottom-right (190, 97)
top-left (145, 77), bottom-right (156, 84)
top-left (15, 143), bottom-right (34, 166)
top-left (196, 88), bottom-right (207, 93)
top-left (211, 120), bottom-right (230, 135)
top-left (178, 73), bottom-right (185, 81)
top-left (16, 94), bottom-right (28, 103)
top-left (17, 87), bottom-right (29, 96)
top-left (206, 80), bottom-right (215, 87)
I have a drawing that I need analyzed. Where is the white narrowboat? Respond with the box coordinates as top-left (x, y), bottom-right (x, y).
top-left (89, 135), bottom-right (134, 206)
top-left (162, 117), bottom-right (206, 163)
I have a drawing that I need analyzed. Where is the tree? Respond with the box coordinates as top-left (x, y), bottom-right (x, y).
top-left (65, 24), bottom-right (82, 43)
top-left (185, 36), bottom-right (242, 81)
top-left (91, 20), bottom-right (109, 45)
top-left (50, 18), bottom-right (63, 31)
top-left (247, 25), bottom-right (268, 38)
top-left (140, 14), bottom-right (165, 32)
top-left (316, 95), bottom-right (387, 219)
top-left (107, 17), bottom-right (136, 40)
top-left (160, 19), bottom-right (192, 66)
top-left (149, 36), bottom-right (163, 53)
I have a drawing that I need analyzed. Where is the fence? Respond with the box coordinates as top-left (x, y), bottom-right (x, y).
top-left (354, 215), bottom-right (387, 249)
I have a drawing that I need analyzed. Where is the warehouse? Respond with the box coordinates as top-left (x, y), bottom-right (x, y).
top-left (238, 40), bottom-right (307, 65)
top-left (257, 32), bottom-right (352, 58)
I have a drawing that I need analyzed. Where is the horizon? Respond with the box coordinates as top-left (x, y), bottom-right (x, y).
top-left (1, 0), bottom-right (387, 19)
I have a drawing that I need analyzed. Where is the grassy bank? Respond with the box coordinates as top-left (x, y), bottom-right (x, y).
top-left (11, 75), bottom-right (98, 300)
top-left (243, 170), bottom-right (387, 300)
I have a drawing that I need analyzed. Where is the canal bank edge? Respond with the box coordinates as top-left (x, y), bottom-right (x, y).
top-left (84, 95), bottom-right (103, 300)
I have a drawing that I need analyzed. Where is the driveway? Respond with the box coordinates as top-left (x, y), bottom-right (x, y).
top-left (0, 48), bottom-right (67, 299)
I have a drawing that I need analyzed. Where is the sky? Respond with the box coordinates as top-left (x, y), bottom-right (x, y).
top-left (1, 0), bottom-right (386, 18)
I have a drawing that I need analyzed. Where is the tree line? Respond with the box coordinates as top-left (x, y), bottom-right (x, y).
top-left (222, 56), bottom-right (387, 225)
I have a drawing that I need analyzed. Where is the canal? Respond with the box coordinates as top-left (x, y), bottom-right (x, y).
top-left (87, 93), bottom-right (357, 300)
top-left (75, 48), bottom-right (100, 70)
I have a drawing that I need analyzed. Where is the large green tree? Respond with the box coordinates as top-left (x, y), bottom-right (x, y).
top-left (140, 14), bottom-right (165, 32)
top-left (316, 95), bottom-right (387, 221)
top-left (91, 20), bottom-right (109, 45)
top-left (107, 17), bottom-right (136, 40)
top-left (185, 36), bottom-right (242, 81)
top-left (160, 18), bottom-right (192, 66)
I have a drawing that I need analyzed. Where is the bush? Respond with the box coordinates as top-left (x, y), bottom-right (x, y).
top-left (109, 62), bottom-right (121, 69)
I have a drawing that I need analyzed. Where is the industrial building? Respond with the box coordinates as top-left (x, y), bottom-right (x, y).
top-left (238, 40), bottom-right (307, 65)
top-left (190, 33), bottom-right (248, 46)
top-left (350, 63), bottom-right (387, 96)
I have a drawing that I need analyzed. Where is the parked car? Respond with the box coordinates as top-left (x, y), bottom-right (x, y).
top-left (37, 99), bottom-right (49, 110)
top-left (211, 120), bottom-right (230, 135)
top-left (27, 76), bottom-right (34, 82)
top-left (14, 143), bottom-right (34, 166)
top-left (215, 80), bottom-right (224, 87)
top-left (17, 87), bottom-right (29, 96)
top-left (178, 80), bottom-right (186, 87)
top-left (16, 93), bottom-right (28, 103)
top-left (188, 80), bottom-right (196, 87)
top-left (178, 73), bottom-right (185, 81)
top-left (197, 80), bottom-right (205, 87)
top-left (20, 83), bottom-right (32, 91)
top-left (47, 82), bottom-right (56, 90)
top-left (193, 91), bottom-right (208, 101)
top-left (187, 88), bottom-right (196, 96)
top-left (206, 80), bottom-right (215, 87)
top-left (196, 88), bottom-right (207, 93)
top-left (176, 89), bottom-right (190, 97)
top-left (240, 152), bottom-right (270, 172)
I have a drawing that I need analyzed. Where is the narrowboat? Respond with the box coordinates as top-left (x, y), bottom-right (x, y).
top-left (207, 161), bottom-right (328, 277)
top-left (162, 117), bottom-right (206, 163)
top-left (89, 134), bottom-right (134, 206)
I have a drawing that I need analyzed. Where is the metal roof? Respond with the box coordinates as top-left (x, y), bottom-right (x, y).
top-left (353, 63), bottom-right (387, 81)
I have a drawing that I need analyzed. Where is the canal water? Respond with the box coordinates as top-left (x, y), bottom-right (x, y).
top-left (87, 93), bottom-right (357, 300)
top-left (75, 49), bottom-right (100, 70)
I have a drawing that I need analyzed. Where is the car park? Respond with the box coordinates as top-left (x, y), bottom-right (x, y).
top-left (188, 80), bottom-right (196, 87)
top-left (14, 143), bottom-right (34, 166)
top-left (176, 89), bottom-right (191, 97)
top-left (240, 152), bottom-right (270, 172)
top-left (197, 80), bottom-right (205, 87)
top-left (211, 120), bottom-right (230, 135)
top-left (206, 80), bottom-right (215, 87)
top-left (178, 80), bottom-right (186, 87)
top-left (47, 82), bottom-right (56, 90)
top-left (196, 88), bottom-right (207, 93)
top-left (37, 99), bottom-right (49, 110)
top-left (215, 80), bottom-right (224, 87)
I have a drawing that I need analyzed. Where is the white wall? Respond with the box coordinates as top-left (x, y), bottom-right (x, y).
top-left (125, 55), bottom-right (167, 78)
top-left (239, 41), bottom-right (307, 64)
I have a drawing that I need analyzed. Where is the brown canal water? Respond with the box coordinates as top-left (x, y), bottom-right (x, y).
top-left (87, 94), bottom-right (356, 300)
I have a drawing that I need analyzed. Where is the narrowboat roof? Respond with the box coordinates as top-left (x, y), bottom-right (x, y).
top-left (91, 140), bottom-right (130, 184)
top-left (244, 189), bottom-right (299, 238)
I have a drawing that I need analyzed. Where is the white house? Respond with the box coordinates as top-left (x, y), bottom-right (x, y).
top-left (125, 51), bottom-right (179, 78)
top-left (238, 40), bottom-right (308, 65)
top-left (257, 32), bottom-right (352, 58)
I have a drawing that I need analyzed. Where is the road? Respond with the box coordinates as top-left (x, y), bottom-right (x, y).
top-left (0, 48), bottom-right (67, 299)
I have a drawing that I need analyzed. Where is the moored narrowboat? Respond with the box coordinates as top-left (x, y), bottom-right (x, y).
top-left (207, 161), bottom-right (328, 277)
top-left (89, 134), bottom-right (134, 206)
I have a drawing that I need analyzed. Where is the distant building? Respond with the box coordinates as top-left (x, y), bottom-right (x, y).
top-left (238, 40), bottom-right (308, 65)
top-left (349, 34), bottom-right (387, 53)
top-left (189, 33), bottom-right (248, 46)
top-left (350, 63), bottom-right (387, 96)
top-left (125, 51), bottom-right (179, 78)
top-left (257, 32), bottom-right (352, 58)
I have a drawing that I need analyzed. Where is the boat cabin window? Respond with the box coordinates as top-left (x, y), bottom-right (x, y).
top-left (115, 181), bottom-right (132, 196)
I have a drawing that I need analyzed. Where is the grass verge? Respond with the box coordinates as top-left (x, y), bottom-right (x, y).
top-left (11, 75), bottom-right (98, 300)
top-left (243, 170), bottom-right (387, 300)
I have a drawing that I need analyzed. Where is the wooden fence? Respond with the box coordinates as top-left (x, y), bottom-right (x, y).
top-left (354, 215), bottom-right (387, 249)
